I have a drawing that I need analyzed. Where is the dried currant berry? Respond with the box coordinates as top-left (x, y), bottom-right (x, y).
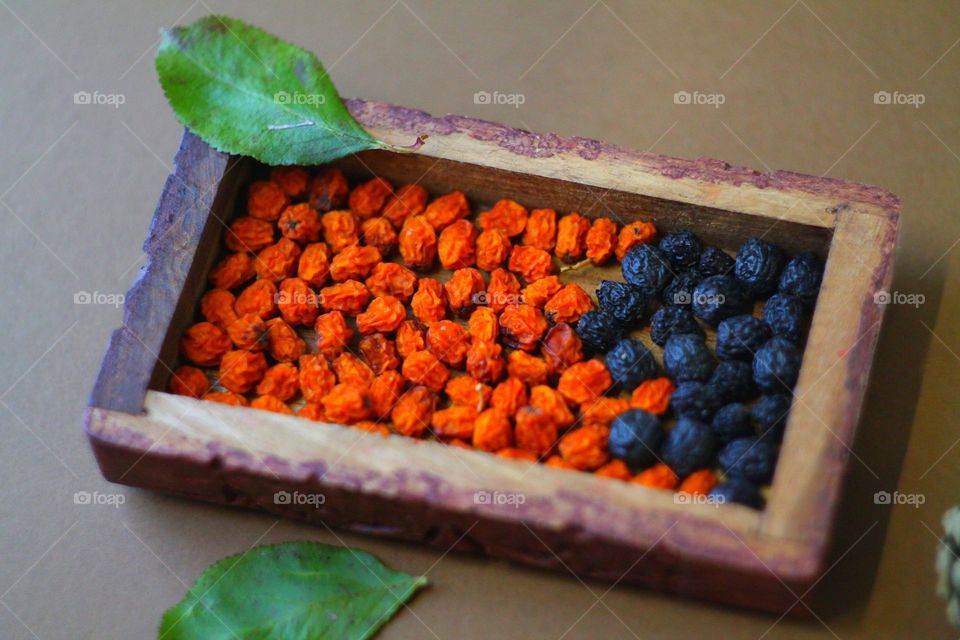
top-left (609, 409), bottom-right (663, 469)
top-left (698, 246), bottom-right (735, 277)
top-left (658, 230), bottom-right (702, 270)
top-left (734, 238), bottom-right (785, 298)
top-left (664, 333), bottom-right (715, 382)
top-left (660, 416), bottom-right (717, 478)
top-left (761, 293), bottom-right (808, 344)
top-left (752, 336), bottom-right (801, 393)
top-left (777, 251), bottom-right (824, 306)
top-left (596, 280), bottom-right (648, 327)
top-left (622, 245), bottom-right (673, 296)
top-left (715, 315), bottom-right (771, 361)
top-left (575, 310), bottom-right (624, 352)
top-left (605, 338), bottom-right (657, 390)
top-left (691, 275), bottom-right (750, 326)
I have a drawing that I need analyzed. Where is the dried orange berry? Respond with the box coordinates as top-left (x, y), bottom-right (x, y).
top-left (478, 199), bottom-right (528, 238)
top-left (616, 220), bottom-right (657, 261)
top-left (391, 385), bottom-right (435, 437)
top-left (485, 268), bottom-right (522, 313)
top-left (437, 219), bottom-right (478, 269)
top-left (277, 277), bottom-right (319, 326)
top-left (398, 215), bottom-right (437, 270)
top-left (508, 245), bottom-right (554, 283)
top-left (514, 406), bottom-right (557, 457)
top-left (247, 180), bottom-right (288, 221)
top-left (263, 318), bottom-right (306, 362)
top-left (225, 217), bottom-right (275, 253)
top-left (313, 311), bottom-right (353, 358)
top-left (321, 210), bottom-right (360, 253)
top-left (632, 463), bottom-right (678, 490)
top-left (256, 363), bottom-right (300, 402)
top-left (555, 213), bottom-right (591, 263)
top-left (425, 320), bottom-right (470, 367)
top-left (558, 426), bottom-right (609, 470)
top-left (201, 288), bottom-right (238, 328)
top-left (467, 306), bottom-right (499, 343)
top-left (507, 351), bottom-right (551, 386)
top-left (349, 176), bottom-right (393, 218)
top-left (382, 184), bottom-right (428, 229)
top-left (297, 403), bottom-right (327, 421)
top-left (333, 352), bottom-right (375, 389)
top-left (447, 438), bottom-right (472, 449)
top-left (475, 228), bottom-right (512, 272)
top-left (473, 408), bottom-right (513, 452)
top-left (181, 322), bottom-right (231, 366)
top-left (546, 455), bottom-right (576, 470)
top-left (356, 295), bottom-right (405, 334)
top-left (542, 322), bottom-right (584, 372)
top-left (678, 469), bottom-right (719, 495)
top-left (629, 377), bottom-right (675, 416)
top-left (358, 333), bottom-right (400, 375)
top-left (360, 217), bottom-right (398, 256)
top-left (297, 242), bottom-right (332, 287)
top-left (401, 349), bottom-right (449, 392)
top-left (319, 279), bottom-right (370, 315)
top-left (594, 459), bottom-right (632, 481)
top-left (395, 320), bottom-right (426, 358)
top-left (235, 280), bottom-right (278, 319)
top-left (299, 353), bottom-right (336, 403)
top-left (431, 405), bottom-right (478, 440)
top-left (270, 166), bottom-right (309, 198)
top-left (543, 283), bottom-right (595, 324)
top-left (330, 244), bottom-right (382, 281)
top-left (309, 167), bottom-right (349, 211)
top-left (202, 391), bottom-right (248, 407)
top-left (365, 262), bottom-right (418, 303)
top-left (522, 208), bottom-right (557, 250)
top-left (169, 366), bottom-right (210, 399)
top-left (255, 238), bottom-right (302, 283)
top-left (528, 385), bottom-right (575, 429)
top-left (586, 217), bottom-right (617, 264)
top-left (496, 447), bottom-right (537, 462)
top-left (410, 278), bottom-right (447, 323)
top-left (424, 191), bottom-right (469, 230)
top-left (370, 370), bottom-right (405, 418)
top-left (498, 304), bottom-right (548, 352)
top-left (321, 383), bottom-right (371, 424)
top-left (353, 421), bottom-right (392, 437)
top-left (580, 396), bottom-right (630, 429)
top-left (520, 275), bottom-right (563, 308)
top-left (445, 375), bottom-right (492, 411)
top-left (278, 203), bottom-right (321, 244)
top-left (490, 377), bottom-right (527, 415)
top-left (465, 338), bottom-right (505, 384)
top-left (444, 268), bottom-right (486, 316)
top-left (218, 350), bottom-right (268, 394)
top-left (210, 252), bottom-right (256, 290)
top-left (226, 312), bottom-right (267, 351)
top-left (558, 359), bottom-right (612, 405)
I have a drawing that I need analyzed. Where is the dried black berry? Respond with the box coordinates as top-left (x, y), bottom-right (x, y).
top-left (709, 360), bottom-right (756, 403)
top-left (576, 309), bottom-right (625, 353)
top-left (596, 280), bottom-right (648, 327)
top-left (710, 478), bottom-right (764, 509)
top-left (670, 381), bottom-right (724, 421)
top-left (719, 437), bottom-right (778, 483)
top-left (622, 245), bottom-right (673, 296)
top-left (691, 275), bottom-right (750, 325)
top-left (716, 315), bottom-right (771, 361)
top-left (661, 269), bottom-right (702, 306)
top-left (752, 337), bottom-right (801, 393)
top-left (762, 293), bottom-right (809, 344)
top-left (778, 251), bottom-right (824, 306)
top-left (658, 231), bottom-right (702, 270)
top-left (605, 338), bottom-right (657, 390)
top-left (664, 333), bottom-right (715, 382)
top-left (661, 416), bottom-right (717, 478)
top-left (711, 403), bottom-right (755, 445)
top-left (735, 238), bottom-right (785, 298)
top-left (751, 394), bottom-right (792, 443)
top-left (699, 246), bottom-right (735, 277)
top-left (609, 409), bottom-right (664, 469)
top-left (650, 306), bottom-right (704, 347)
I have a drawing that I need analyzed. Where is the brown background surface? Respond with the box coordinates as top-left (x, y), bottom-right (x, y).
top-left (1, 1), bottom-right (957, 638)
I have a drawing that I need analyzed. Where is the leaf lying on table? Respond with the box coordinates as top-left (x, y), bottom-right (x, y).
top-left (155, 15), bottom-right (424, 166)
top-left (158, 541), bottom-right (427, 640)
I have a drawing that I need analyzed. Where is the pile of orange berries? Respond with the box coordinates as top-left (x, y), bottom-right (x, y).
top-left (169, 164), bottom-right (715, 493)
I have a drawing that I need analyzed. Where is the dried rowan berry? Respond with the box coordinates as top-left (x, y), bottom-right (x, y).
top-left (520, 275), bottom-right (562, 308)
top-left (203, 391), bottom-right (248, 407)
top-left (321, 210), bottom-right (360, 252)
top-left (514, 406), bottom-right (557, 457)
top-left (541, 322), bottom-right (584, 372)
top-left (169, 366), bottom-right (210, 399)
top-left (678, 469), bottom-right (719, 495)
top-left (498, 304), bottom-right (547, 352)
top-left (616, 220), bottom-right (657, 261)
top-left (475, 229), bottom-right (511, 272)
top-left (264, 328), bottom-right (306, 377)
top-left (508, 245), bottom-right (554, 283)
top-left (370, 370), bottom-right (405, 418)
top-left (297, 242), bottom-right (331, 287)
top-left (529, 385), bottom-right (575, 429)
top-left (484, 268), bottom-right (522, 313)
top-left (507, 351), bottom-right (551, 386)
top-left (425, 320), bottom-right (470, 367)
top-left (478, 199), bottom-right (527, 238)
top-left (225, 217), bottom-right (275, 253)
top-left (297, 403), bottom-right (327, 421)
top-left (365, 262), bottom-right (418, 303)
top-left (270, 166), bottom-right (309, 198)
top-left (277, 277), bottom-right (319, 326)
top-left (496, 447), bottom-right (537, 462)
top-left (356, 295), bottom-right (406, 334)
top-left (235, 280), bottom-right (278, 319)
top-left (319, 279), bottom-right (370, 315)
top-left (424, 191), bottom-right (470, 230)
top-left (444, 268), bottom-right (486, 316)
top-left (391, 385), bottom-right (435, 437)
top-left (210, 252), bottom-right (256, 290)
top-left (580, 396), bottom-right (630, 429)
top-left (490, 377), bottom-right (527, 415)
top-left (437, 219), bottom-right (478, 270)
top-left (395, 320), bottom-right (426, 358)
top-left (255, 362), bottom-right (300, 401)
top-left (313, 310), bottom-right (353, 358)
top-left (255, 239), bottom-right (302, 283)
top-left (543, 283), bottom-right (594, 324)
top-left (632, 463), bottom-right (678, 490)
top-left (331, 245), bottom-right (382, 283)
top-left (322, 383), bottom-right (371, 424)
top-left (559, 426), bottom-right (609, 470)
top-left (401, 350), bottom-right (449, 392)
top-left (333, 352), bottom-right (375, 389)
top-left (465, 339), bottom-right (505, 384)
top-left (585, 217), bottom-right (617, 265)
top-left (349, 177), bottom-right (393, 218)
top-left (467, 306), bottom-right (498, 343)
top-left (248, 180), bottom-right (288, 221)
top-left (299, 353), bottom-right (336, 403)
top-left (382, 184), bottom-right (428, 229)
top-left (309, 167), bottom-right (349, 211)
top-left (594, 459), bottom-right (632, 481)
top-left (630, 377), bottom-right (675, 416)
top-left (555, 212), bottom-right (590, 263)
top-left (448, 439), bottom-right (473, 449)
top-left (546, 455), bottom-right (576, 470)
top-left (398, 215), bottom-right (437, 269)
top-left (558, 360), bottom-right (612, 406)
top-left (522, 208), bottom-right (557, 251)
top-left (472, 408), bottom-right (512, 451)
top-left (181, 321), bottom-right (232, 366)
top-left (431, 405), bottom-right (478, 440)
top-left (278, 203), bottom-right (321, 243)
top-left (218, 350), bottom-right (268, 394)
top-left (226, 313), bottom-right (267, 351)
top-left (358, 334), bottom-right (400, 375)
top-left (360, 217), bottom-right (398, 256)
top-left (353, 421), bottom-right (391, 437)
top-left (201, 288), bottom-right (238, 328)
top-left (410, 278), bottom-right (447, 323)
top-left (445, 375), bottom-right (491, 411)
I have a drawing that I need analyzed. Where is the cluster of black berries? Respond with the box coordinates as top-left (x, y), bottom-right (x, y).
top-left (577, 231), bottom-right (824, 508)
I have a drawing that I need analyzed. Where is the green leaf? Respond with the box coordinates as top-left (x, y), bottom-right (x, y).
top-left (158, 542), bottom-right (427, 640)
top-left (155, 15), bottom-right (423, 165)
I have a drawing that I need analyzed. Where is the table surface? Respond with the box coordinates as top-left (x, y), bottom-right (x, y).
top-left (2, 2), bottom-right (957, 638)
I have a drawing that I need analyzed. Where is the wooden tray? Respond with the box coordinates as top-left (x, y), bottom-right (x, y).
top-left (84, 99), bottom-right (899, 613)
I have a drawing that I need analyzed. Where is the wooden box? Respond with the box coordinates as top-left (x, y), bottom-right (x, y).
top-left (84, 100), bottom-right (899, 613)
